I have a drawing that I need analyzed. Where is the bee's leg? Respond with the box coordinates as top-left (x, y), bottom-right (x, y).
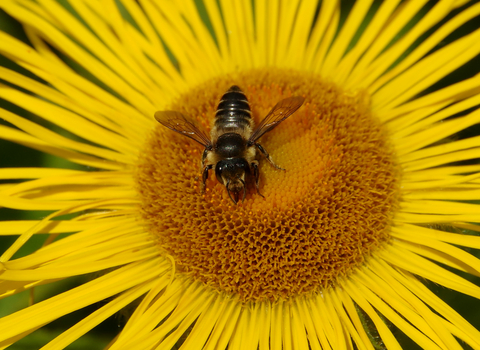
top-left (255, 143), bottom-right (285, 170)
top-left (240, 179), bottom-right (247, 202)
top-left (201, 164), bottom-right (213, 193)
top-left (201, 149), bottom-right (209, 167)
top-left (226, 181), bottom-right (238, 205)
top-left (251, 161), bottom-right (265, 198)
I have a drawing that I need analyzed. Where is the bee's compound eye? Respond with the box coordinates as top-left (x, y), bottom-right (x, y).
top-left (215, 160), bottom-right (229, 184)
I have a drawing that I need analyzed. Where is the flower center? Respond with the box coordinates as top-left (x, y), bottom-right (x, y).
top-left (135, 69), bottom-right (400, 301)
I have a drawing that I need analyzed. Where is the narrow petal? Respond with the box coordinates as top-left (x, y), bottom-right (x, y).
top-left (311, 4), bottom-right (340, 74)
top-left (2, 243), bottom-right (156, 281)
top-left (401, 172), bottom-right (480, 190)
top-left (339, 280), bottom-right (404, 350)
top-left (371, 259), bottom-right (480, 349)
top-left (381, 72), bottom-right (480, 123)
top-left (179, 295), bottom-right (228, 349)
top-left (390, 232), bottom-right (480, 277)
top-left (0, 67), bottom-right (144, 151)
top-left (155, 289), bottom-right (216, 348)
top-left (0, 122), bottom-right (122, 170)
top-left (1, 1), bottom-right (158, 114)
top-left (401, 200), bottom-right (480, 215)
top-left (321, 0), bottom-right (374, 75)
top-left (0, 199), bottom-right (137, 262)
top-left (229, 303), bottom-right (261, 350)
top-left (264, 2), bottom-right (281, 67)
top-left (220, 0), bottom-right (255, 68)
top-left (295, 297), bottom-right (325, 350)
top-left (270, 300), bottom-right (284, 350)
top-left (400, 135), bottom-right (480, 163)
top-left (373, 27), bottom-right (480, 112)
top-left (333, 0), bottom-right (402, 85)
top-left (306, 297), bottom-right (336, 350)
top-left (346, 278), bottom-right (442, 350)
top-left (203, 298), bottom-right (242, 350)
top-left (330, 289), bottom-right (374, 350)
top-left (359, 0), bottom-right (468, 91)
top-left (111, 275), bottom-right (183, 348)
top-left (334, 290), bottom-right (373, 350)
top-left (369, 2), bottom-right (480, 94)
top-left (379, 245), bottom-right (480, 299)
top-left (0, 168), bottom-right (83, 180)
top-left (203, 0), bottom-right (230, 64)
top-left (0, 219), bottom-right (120, 235)
top-left (120, 281), bottom-right (215, 348)
top-left (4, 217), bottom-right (140, 269)
top-left (40, 281), bottom-right (154, 350)
top-left (290, 301), bottom-right (310, 350)
top-left (286, 0), bottom-right (319, 68)
top-left (303, 0), bottom-right (338, 71)
top-left (0, 89), bottom-right (135, 162)
top-left (355, 267), bottom-right (462, 350)
top-left (403, 147), bottom-right (480, 172)
top-left (345, 0), bottom-right (431, 89)
top-left (0, 259), bottom-right (160, 343)
top-left (395, 223), bottom-right (480, 249)
top-left (402, 164), bottom-right (480, 182)
top-left (323, 291), bottom-right (348, 349)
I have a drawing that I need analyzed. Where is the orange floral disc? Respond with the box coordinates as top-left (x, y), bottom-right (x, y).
top-left (135, 69), bottom-right (401, 301)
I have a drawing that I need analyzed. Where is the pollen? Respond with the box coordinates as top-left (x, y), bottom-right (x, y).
top-left (135, 69), bottom-right (400, 301)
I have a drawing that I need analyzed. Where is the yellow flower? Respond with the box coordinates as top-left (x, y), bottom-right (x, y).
top-left (1, 0), bottom-right (480, 349)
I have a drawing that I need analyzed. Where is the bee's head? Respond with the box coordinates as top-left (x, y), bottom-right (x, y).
top-left (215, 158), bottom-right (250, 204)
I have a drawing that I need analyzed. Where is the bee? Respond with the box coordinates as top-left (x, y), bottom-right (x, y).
top-left (154, 85), bottom-right (304, 204)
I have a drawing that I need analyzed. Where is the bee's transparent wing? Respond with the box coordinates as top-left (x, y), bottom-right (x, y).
top-left (154, 110), bottom-right (212, 147)
top-left (249, 96), bottom-right (304, 143)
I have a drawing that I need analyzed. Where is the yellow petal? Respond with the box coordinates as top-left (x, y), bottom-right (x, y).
top-left (379, 245), bottom-right (480, 299)
top-left (0, 259), bottom-right (160, 343)
top-left (40, 281), bottom-right (153, 350)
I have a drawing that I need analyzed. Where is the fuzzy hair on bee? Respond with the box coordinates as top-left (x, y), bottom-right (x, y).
top-left (154, 86), bottom-right (304, 204)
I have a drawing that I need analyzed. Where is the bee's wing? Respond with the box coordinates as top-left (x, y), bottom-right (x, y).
top-left (249, 96), bottom-right (304, 143)
top-left (154, 110), bottom-right (212, 147)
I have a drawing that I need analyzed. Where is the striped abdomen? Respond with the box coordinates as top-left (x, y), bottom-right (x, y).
top-left (214, 86), bottom-right (253, 135)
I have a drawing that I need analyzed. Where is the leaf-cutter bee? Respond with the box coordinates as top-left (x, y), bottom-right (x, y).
top-left (154, 85), bottom-right (304, 204)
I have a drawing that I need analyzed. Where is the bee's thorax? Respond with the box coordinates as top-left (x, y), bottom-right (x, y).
top-left (215, 133), bottom-right (246, 158)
